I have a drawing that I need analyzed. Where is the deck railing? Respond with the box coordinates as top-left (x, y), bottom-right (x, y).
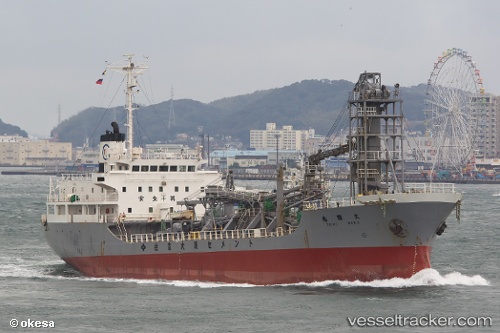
top-left (404, 182), bottom-right (456, 193)
top-left (47, 192), bottom-right (119, 203)
top-left (59, 173), bottom-right (93, 181)
top-left (126, 226), bottom-right (296, 243)
top-left (304, 198), bottom-right (357, 210)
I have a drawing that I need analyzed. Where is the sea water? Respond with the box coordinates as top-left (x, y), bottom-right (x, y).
top-left (0, 174), bottom-right (497, 332)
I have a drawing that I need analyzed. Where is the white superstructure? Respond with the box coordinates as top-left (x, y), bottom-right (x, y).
top-left (46, 55), bottom-right (222, 224)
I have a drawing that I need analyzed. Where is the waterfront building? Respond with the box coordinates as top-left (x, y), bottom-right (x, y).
top-left (209, 149), bottom-right (303, 168)
top-left (0, 135), bottom-right (72, 166)
top-left (250, 123), bottom-right (315, 151)
top-left (471, 94), bottom-right (500, 158)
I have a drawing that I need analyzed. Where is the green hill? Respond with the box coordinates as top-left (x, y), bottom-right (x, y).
top-left (0, 119), bottom-right (28, 137)
top-left (51, 79), bottom-right (428, 148)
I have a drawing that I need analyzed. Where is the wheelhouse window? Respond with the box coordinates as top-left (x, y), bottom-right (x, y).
top-left (159, 165), bottom-right (168, 172)
top-left (170, 166), bottom-right (178, 172)
top-left (141, 165), bottom-right (149, 172)
top-left (179, 166), bottom-right (186, 172)
top-left (132, 165), bottom-right (140, 172)
top-left (150, 165), bottom-right (158, 172)
top-left (188, 166), bottom-right (195, 172)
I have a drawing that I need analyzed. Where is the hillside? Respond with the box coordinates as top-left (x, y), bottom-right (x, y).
top-left (0, 119), bottom-right (28, 137)
top-left (51, 79), bottom-right (428, 148)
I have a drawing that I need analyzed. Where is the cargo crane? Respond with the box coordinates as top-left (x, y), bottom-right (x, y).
top-left (307, 143), bottom-right (350, 166)
top-left (302, 143), bottom-right (350, 203)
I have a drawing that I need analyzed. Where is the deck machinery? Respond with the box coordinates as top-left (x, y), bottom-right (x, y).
top-left (348, 72), bottom-right (403, 197)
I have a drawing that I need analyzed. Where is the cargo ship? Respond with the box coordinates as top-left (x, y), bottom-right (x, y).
top-left (41, 56), bottom-right (462, 284)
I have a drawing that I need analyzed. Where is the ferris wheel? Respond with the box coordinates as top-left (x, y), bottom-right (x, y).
top-left (425, 48), bottom-right (485, 170)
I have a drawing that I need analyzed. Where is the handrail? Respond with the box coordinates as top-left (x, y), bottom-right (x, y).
top-left (129, 233), bottom-right (155, 243)
top-left (60, 173), bottom-right (93, 181)
top-left (404, 182), bottom-right (456, 193)
top-left (47, 192), bottom-right (119, 203)
top-left (361, 151), bottom-right (401, 161)
top-left (128, 226), bottom-right (297, 244)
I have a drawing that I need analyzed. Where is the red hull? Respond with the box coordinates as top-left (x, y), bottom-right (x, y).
top-left (64, 246), bottom-right (431, 285)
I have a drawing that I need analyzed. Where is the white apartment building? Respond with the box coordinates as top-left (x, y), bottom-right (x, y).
top-left (250, 123), bottom-right (315, 151)
top-left (0, 135), bottom-right (72, 166)
top-left (471, 94), bottom-right (500, 158)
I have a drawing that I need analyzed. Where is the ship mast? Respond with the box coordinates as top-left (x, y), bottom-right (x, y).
top-left (107, 54), bottom-right (148, 153)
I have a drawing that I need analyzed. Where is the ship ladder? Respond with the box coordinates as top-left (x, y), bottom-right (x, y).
top-left (236, 209), bottom-right (250, 230)
top-left (116, 220), bottom-right (128, 241)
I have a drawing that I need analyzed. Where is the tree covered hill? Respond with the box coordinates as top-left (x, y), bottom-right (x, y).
top-left (50, 79), bottom-right (428, 148)
top-left (0, 119), bottom-right (28, 137)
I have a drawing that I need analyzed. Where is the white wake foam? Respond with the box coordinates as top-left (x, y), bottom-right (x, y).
top-left (52, 268), bottom-right (491, 288)
top-left (127, 279), bottom-right (255, 288)
top-left (1, 261), bottom-right (490, 289)
top-left (0, 259), bottom-right (63, 279)
top-left (67, 277), bottom-right (257, 288)
top-left (0, 264), bottom-right (256, 288)
top-left (289, 268), bottom-right (490, 288)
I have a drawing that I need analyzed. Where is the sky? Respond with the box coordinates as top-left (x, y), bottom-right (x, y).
top-left (1, 0), bottom-right (499, 138)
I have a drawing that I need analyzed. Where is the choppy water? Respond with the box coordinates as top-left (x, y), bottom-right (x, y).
top-left (0, 174), bottom-right (498, 332)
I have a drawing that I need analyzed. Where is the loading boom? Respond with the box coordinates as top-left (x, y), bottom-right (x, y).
top-left (308, 143), bottom-right (349, 165)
